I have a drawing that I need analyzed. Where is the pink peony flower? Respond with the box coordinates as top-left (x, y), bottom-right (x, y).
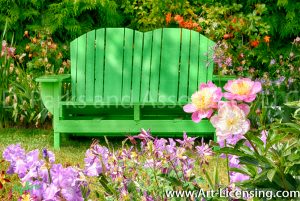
top-left (224, 78), bottom-right (262, 102)
top-left (210, 101), bottom-right (250, 142)
top-left (183, 82), bottom-right (222, 123)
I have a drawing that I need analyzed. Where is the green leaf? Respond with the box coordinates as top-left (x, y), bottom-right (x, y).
top-left (216, 147), bottom-right (245, 156)
top-left (203, 169), bottom-right (214, 190)
top-left (267, 169), bottom-right (276, 182)
top-left (230, 167), bottom-right (252, 176)
top-left (234, 139), bottom-right (247, 150)
top-left (239, 156), bottom-right (259, 166)
top-left (158, 174), bottom-right (182, 187)
top-left (98, 174), bottom-right (117, 196)
top-left (245, 132), bottom-right (264, 150)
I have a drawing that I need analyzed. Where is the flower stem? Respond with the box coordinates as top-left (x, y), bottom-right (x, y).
top-left (245, 135), bottom-right (260, 156)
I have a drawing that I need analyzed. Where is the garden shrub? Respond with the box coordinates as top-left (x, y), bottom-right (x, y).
top-left (0, 0), bottom-right (123, 43)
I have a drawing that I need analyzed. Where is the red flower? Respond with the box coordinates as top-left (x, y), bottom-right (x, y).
top-left (166, 13), bottom-right (172, 25)
top-left (250, 40), bottom-right (260, 48)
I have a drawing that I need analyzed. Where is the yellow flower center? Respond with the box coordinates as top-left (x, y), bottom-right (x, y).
top-left (231, 81), bottom-right (252, 95)
top-left (226, 118), bottom-right (238, 128)
top-left (191, 89), bottom-right (212, 110)
top-left (21, 194), bottom-right (32, 201)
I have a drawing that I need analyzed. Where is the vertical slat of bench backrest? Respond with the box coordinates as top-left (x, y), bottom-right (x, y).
top-left (159, 29), bottom-right (181, 103)
top-left (70, 39), bottom-right (78, 101)
top-left (178, 29), bottom-right (190, 104)
top-left (122, 29), bottom-right (134, 103)
top-left (198, 34), bottom-right (208, 86)
top-left (206, 39), bottom-right (215, 82)
top-left (131, 31), bottom-right (143, 103)
top-left (76, 34), bottom-right (87, 102)
top-left (188, 31), bottom-right (200, 97)
top-left (104, 28), bottom-right (124, 103)
top-left (86, 30), bottom-right (96, 102)
top-left (94, 29), bottom-right (105, 102)
top-left (140, 31), bottom-right (153, 102)
top-left (149, 29), bottom-right (162, 102)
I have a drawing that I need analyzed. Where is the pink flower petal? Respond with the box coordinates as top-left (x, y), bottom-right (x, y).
top-left (183, 104), bottom-right (197, 113)
top-left (238, 103), bottom-right (250, 115)
top-left (243, 94), bottom-right (256, 102)
top-left (251, 81), bottom-right (262, 94)
top-left (191, 112), bottom-right (201, 123)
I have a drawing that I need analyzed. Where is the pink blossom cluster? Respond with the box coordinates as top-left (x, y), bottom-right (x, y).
top-left (184, 78), bottom-right (262, 184)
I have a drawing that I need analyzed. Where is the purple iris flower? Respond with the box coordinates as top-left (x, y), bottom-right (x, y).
top-left (176, 132), bottom-right (197, 149)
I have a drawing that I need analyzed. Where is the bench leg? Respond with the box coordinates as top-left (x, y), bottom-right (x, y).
top-left (54, 132), bottom-right (60, 150)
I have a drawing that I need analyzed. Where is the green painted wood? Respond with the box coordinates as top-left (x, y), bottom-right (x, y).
top-left (178, 29), bottom-right (190, 104)
top-left (159, 28), bottom-right (181, 102)
top-left (76, 34), bottom-right (87, 102)
top-left (60, 101), bottom-right (185, 106)
top-left (140, 31), bottom-right (153, 102)
top-left (36, 74), bottom-right (71, 82)
top-left (207, 39), bottom-right (215, 81)
top-left (198, 35), bottom-right (208, 85)
top-left (36, 75), bottom-right (70, 114)
top-left (37, 28), bottom-right (217, 149)
top-left (131, 30), bottom-right (143, 103)
top-left (122, 28), bottom-right (134, 103)
top-left (54, 132), bottom-right (60, 150)
top-left (39, 83), bottom-right (55, 114)
top-left (104, 28), bottom-right (124, 103)
top-left (70, 40), bottom-right (78, 100)
top-left (188, 30), bottom-right (200, 97)
top-left (149, 29), bottom-right (162, 102)
top-left (134, 105), bottom-right (140, 120)
top-left (94, 29), bottom-right (105, 102)
top-left (56, 119), bottom-right (215, 133)
top-left (86, 30), bottom-right (96, 102)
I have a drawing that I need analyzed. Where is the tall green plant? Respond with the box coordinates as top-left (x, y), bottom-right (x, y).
top-left (0, 21), bottom-right (14, 128)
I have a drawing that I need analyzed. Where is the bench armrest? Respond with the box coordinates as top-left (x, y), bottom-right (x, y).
top-left (36, 74), bottom-right (71, 83)
top-left (36, 74), bottom-right (71, 114)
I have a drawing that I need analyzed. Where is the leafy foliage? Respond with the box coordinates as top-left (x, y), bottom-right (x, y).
top-left (0, 0), bottom-right (123, 43)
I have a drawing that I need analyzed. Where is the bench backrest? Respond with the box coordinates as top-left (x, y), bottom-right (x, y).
top-left (70, 28), bottom-right (215, 104)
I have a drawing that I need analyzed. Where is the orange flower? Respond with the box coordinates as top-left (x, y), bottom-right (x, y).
top-left (185, 20), bottom-right (193, 29)
top-left (264, 35), bottom-right (270, 43)
top-left (250, 40), bottom-right (259, 48)
top-left (174, 15), bottom-right (184, 24)
top-left (196, 26), bottom-right (202, 32)
top-left (166, 13), bottom-right (172, 25)
top-left (192, 22), bottom-right (199, 28)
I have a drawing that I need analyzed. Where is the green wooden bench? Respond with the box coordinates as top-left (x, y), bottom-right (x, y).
top-left (36, 28), bottom-right (216, 149)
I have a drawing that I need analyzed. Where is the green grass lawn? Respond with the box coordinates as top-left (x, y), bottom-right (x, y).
top-left (0, 128), bottom-right (228, 200)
